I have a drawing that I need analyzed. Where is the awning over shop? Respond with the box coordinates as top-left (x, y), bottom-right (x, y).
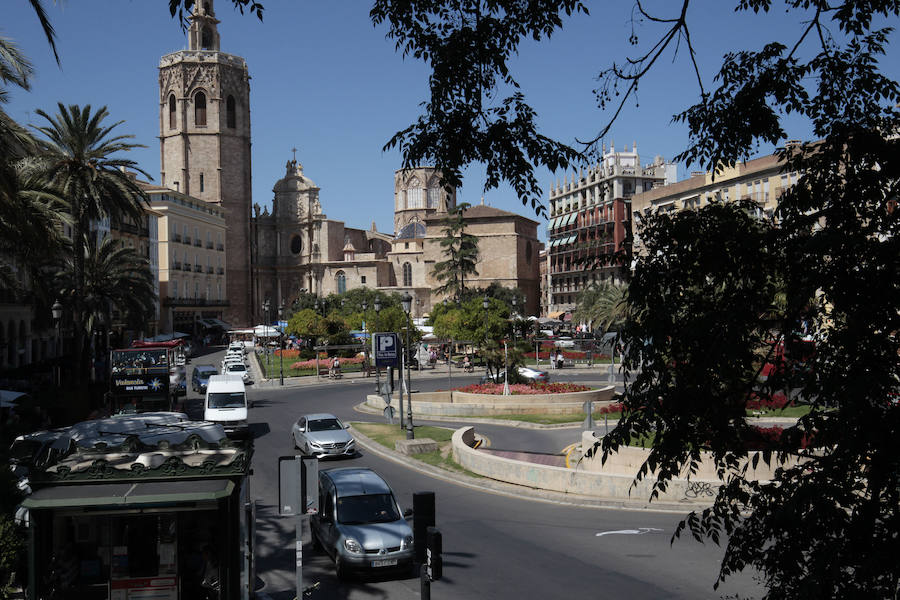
top-left (197, 319), bottom-right (216, 329)
top-left (547, 311), bottom-right (566, 319)
top-left (22, 479), bottom-right (234, 510)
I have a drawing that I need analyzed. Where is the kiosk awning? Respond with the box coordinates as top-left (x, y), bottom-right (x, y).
top-left (22, 479), bottom-right (234, 510)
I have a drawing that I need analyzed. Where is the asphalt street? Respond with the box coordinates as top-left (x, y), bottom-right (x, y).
top-left (185, 347), bottom-right (763, 599)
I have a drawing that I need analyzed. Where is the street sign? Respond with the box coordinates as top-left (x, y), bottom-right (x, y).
top-left (374, 333), bottom-right (400, 367)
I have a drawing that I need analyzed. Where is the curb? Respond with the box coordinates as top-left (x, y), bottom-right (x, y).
top-left (347, 422), bottom-right (703, 514)
top-left (352, 401), bottom-right (585, 430)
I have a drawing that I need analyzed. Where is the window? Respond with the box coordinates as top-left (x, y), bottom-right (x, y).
top-left (402, 262), bottom-right (412, 287)
top-left (172, 280), bottom-right (179, 298)
top-left (168, 95), bottom-right (176, 129)
top-left (407, 182), bottom-right (422, 208)
top-left (226, 95), bottom-right (236, 129)
top-left (290, 235), bottom-right (302, 255)
top-left (336, 271), bottom-right (346, 294)
top-left (361, 275), bottom-right (367, 284)
top-left (427, 187), bottom-right (440, 209)
top-left (217, 283), bottom-right (221, 300)
top-left (201, 26), bottom-right (213, 49)
top-left (199, 172), bottom-right (204, 193)
top-left (195, 92), bottom-right (207, 126)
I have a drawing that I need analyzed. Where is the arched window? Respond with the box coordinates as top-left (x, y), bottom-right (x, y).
top-left (427, 187), bottom-right (440, 209)
top-left (402, 262), bottom-right (412, 287)
top-left (336, 271), bottom-right (347, 294)
top-left (195, 92), bottom-right (207, 127)
top-left (407, 181), bottom-right (422, 208)
top-left (168, 95), bottom-right (176, 129)
top-left (226, 95), bottom-right (236, 129)
top-left (290, 235), bottom-right (302, 255)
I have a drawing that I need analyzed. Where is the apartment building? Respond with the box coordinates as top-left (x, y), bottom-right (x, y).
top-left (142, 183), bottom-right (229, 337)
top-left (630, 151), bottom-right (799, 255)
top-left (546, 143), bottom-right (676, 317)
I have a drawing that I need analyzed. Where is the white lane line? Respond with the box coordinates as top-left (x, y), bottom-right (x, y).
top-left (595, 527), bottom-right (663, 537)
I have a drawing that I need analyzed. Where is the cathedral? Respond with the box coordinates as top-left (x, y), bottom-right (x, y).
top-left (159, 1), bottom-right (541, 325)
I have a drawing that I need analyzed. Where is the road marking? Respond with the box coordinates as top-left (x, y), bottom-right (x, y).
top-left (595, 527), bottom-right (663, 537)
top-left (563, 443), bottom-right (579, 468)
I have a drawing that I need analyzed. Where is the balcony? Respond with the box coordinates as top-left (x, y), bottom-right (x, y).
top-left (194, 239), bottom-right (202, 247)
top-left (206, 267), bottom-right (214, 274)
top-left (194, 264), bottom-right (203, 272)
top-left (183, 237), bottom-right (191, 245)
top-left (217, 243), bottom-right (224, 251)
top-left (172, 261), bottom-right (182, 270)
top-left (206, 241), bottom-right (213, 249)
top-left (173, 234), bottom-right (182, 243)
top-left (217, 267), bottom-right (224, 274)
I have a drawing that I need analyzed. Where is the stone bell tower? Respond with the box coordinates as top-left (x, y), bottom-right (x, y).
top-left (158, 0), bottom-right (254, 326)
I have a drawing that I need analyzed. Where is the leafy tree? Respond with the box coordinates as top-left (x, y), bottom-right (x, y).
top-left (287, 308), bottom-right (325, 341)
top-left (430, 202), bottom-right (479, 302)
top-left (31, 103), bottom-right (149, 403)
top-left (573, 282), bottom-right (628, 334)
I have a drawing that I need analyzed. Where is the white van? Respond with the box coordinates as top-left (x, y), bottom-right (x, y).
top-left (204, 374), bottom-right (249, 437)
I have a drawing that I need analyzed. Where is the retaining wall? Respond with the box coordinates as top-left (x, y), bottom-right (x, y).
top-left (364, 386), bottom-right (616, 417)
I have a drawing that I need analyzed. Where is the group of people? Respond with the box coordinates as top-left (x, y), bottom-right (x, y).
top-left (550, 349), bottom-right (565, 369)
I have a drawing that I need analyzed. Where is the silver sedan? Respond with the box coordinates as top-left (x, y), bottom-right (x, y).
top-left (291, 413), bottom-right (357, 458)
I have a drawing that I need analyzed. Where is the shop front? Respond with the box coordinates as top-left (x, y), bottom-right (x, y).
top-left (20, 416), bottom-right (254, 600)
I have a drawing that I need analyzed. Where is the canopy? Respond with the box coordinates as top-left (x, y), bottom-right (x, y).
top-left (253, 325), bottom-right (280, 338)
top-left (143, 332), bottom-right (190, 342)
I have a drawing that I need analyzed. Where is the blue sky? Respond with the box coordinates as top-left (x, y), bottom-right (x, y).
top-left (5, 1), bottom-right (898, 239)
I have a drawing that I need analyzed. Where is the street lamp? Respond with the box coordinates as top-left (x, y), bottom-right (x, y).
top-left (511, 296), bottom-right (518, 343)
top-left (52, 300), bottom-right (63, 386)
top-left (263, 299), bottom-right (271, 368)
top-left (482, 294), bottom-right (490, 379)
top-left (373, 298), bottom-right (382, 394)
top-left (278, 303), bottom-right (284, 386)
top-left (401, 292), bottom-right (414, 439)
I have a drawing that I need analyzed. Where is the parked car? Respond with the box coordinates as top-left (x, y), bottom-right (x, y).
top-left (224, 361), bottom-right (250, 384)
top-left (191, 364), bottom-right (219, 393)
top-left (311, 467), bottom-right (414, 579)
top-left (291, 413), bottom-right (356, 458)
top-left (480, 366), bottom-right (550, 384)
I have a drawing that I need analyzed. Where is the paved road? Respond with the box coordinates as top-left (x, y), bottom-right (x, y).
top-left (186, 347), bottom-right (762, 599)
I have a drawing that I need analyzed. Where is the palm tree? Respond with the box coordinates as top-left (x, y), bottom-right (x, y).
top-left (573, 281), bottom-right (629, 333)
top-left (55, 233), bottom-right (157, 337)
top-left (31, 103), bottom-right (149, 397)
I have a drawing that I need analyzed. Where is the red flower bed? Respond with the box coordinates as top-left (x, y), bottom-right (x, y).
top-left (596, 401), bottom-right (624, 415)
top-left (746, 392), bottom-right (791, 411)
top-left (454, 382), bottom-right (592, 395)
top-left (289, 355), bottom-right (364, 370)
top-left (745, 425), bottom-right (813, 450)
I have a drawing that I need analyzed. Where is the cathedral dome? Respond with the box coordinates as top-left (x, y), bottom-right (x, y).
top-left (273, 159), bottom-right (317, 193)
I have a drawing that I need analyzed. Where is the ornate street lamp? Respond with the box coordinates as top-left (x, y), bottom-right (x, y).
top-left (263, 299), bottom-right (271, 368)
top-left (482, 294), bottom-right (490, 379)
top-left (401, 292), bottom-right (414, 439)
top-left (278, 303), bottom-right (284, 386)
top-left (52, 300), bottom-right (63, 386)
top-left (511, 295), bottom-right (518, 343)
top-left (373, 298), bottom-right (382, 394)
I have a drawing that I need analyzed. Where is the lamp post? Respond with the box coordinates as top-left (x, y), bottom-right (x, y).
top-left (52, 300), bottom-right (63, 387)
top-left (361, 299), bottom-right (369, 378)
top-left (373, 298), bottom-right (382, 394)
top-left (511, 296), bottom-right (518, 343)
top-left (278, 303), bottom-right (284, 386)
top-left (401, 292), bottom-right (414, 439)
top-left (482, 294), bottom-right (490, 379)
top-left (263, 299), bottom-right (271, 368)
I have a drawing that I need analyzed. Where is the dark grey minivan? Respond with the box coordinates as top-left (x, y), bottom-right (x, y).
top-left (311, 467), bottom-right (414, 578)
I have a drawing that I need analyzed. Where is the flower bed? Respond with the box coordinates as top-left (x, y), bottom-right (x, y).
top-left (454, 382), bottom-right (592, 395)
top-left (289, 355), bottom-right (365, 370)
top-left (746, 392), bottom-right (790, 411)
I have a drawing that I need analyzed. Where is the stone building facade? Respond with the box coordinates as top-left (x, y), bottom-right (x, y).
top-left (158, 0), bottom-right (253, 326)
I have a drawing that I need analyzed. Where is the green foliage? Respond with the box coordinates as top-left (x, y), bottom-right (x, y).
top-left (370, 0), bottom-right (586, 214)
top-left (430, 202), bottom-right (480, 302)
top-left (430, 295), bottom-right (509, 344)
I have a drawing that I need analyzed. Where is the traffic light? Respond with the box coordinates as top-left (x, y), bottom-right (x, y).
top-left (426, 527), bottom-right (442, 582)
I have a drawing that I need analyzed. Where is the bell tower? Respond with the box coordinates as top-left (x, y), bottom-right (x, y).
top-left (158, 0), bottom-right (254, 326)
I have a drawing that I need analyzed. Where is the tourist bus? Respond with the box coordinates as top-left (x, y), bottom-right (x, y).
top-left (109, 340), bottom-right (186, 414)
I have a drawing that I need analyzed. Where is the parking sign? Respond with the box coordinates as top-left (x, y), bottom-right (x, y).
top-left (374, 333), bottom-right (400, 367)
